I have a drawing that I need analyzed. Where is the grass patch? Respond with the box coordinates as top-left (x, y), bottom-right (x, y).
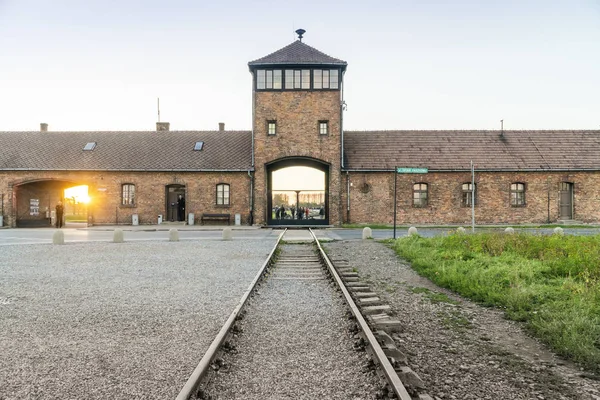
top-left (393, 232), bottom-right (600, 373)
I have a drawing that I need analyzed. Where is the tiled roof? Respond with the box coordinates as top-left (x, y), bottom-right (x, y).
top-left (248, 40), bottom-right (347, 67)
top-left (343, 130), bottom-right (600, 171)
top-left (0, 130), bottom-right (252, 171)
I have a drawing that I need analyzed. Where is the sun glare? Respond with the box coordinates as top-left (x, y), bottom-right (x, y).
top-left (64, 185), bottom-right (90, 204)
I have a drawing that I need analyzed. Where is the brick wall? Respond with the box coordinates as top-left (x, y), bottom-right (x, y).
top-left (1, 170), bottom-right (250, 227)
top-left (344, 171), bottom-right (600, 224)
top-left (253, 90), bottom-right (343, 225)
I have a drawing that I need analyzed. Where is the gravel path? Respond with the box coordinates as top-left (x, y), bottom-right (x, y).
top-left (204, 244), bottom-right (380, 400)
top-left (0, 240), bottom-right (277, 399)
top-left (324, 240), bottom-right (600, 400)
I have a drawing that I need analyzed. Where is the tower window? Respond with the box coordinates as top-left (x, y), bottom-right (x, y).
top-left (313, 69), bottom-right (339, 89)
top-left (285, 69), bottom-right (310, 89)
top-left (319, 121), bottom-right (329, 135)
top-left (256, 69), bottom-right (282, 90)
top-left (267, 120), bottom-right (277, 135)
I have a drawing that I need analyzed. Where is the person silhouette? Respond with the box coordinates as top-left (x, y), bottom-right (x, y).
top-left (177, 194), bottom-right (186, 222)
top-left (55, 201), bottom-right (64, 228)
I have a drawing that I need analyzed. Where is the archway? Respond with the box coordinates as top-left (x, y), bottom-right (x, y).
top-left (14, 180), bottom-right (90, 227)
top-left (267, 158), bottom-right (329, 226)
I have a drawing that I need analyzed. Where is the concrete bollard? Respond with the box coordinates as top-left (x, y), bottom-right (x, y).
top-left (113, 229), bottom-right (124, 243)
top-left (408, 226), bottom-right (418, 236)
top-left (505, 227), bottom-right (515, 234)
top-left (553, 227), bottom-right (564, 236)
top-left (169, 228), bottom-right (179, 242)
top-left (222, 227), bottom-right (233, 241)
top-left (52, 230), bottom-right (64, 245)
top-left (456, 227), bottom-right (466, 234)
top-left (362, 227), bottom-right (372, 239)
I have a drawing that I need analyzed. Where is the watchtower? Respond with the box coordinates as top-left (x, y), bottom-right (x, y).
top-left (248, 30), bottom-right (347, 225)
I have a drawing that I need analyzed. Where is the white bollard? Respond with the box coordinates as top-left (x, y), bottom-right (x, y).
top-left (408, 226), bottom-right (419, 236)
top-left (362, 227), bottom-right (372, 239)
top-left (222, 227), bottom-right (233, 241)
top-left (505, 227), bottom-right (515, 234)
top-left (113, 229), bottom-right (124, 243)
top-left (553, 227), bottom-right (564, 236)
top-left (169, 228), bottom-right (179, 242)
top-left (456, 227), bottom-right (466, 234)
top-left (52, 230), bottom-right (64, 245)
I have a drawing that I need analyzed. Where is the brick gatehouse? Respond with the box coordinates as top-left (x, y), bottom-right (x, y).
top-left (2, 32), bottom-right (600, 228)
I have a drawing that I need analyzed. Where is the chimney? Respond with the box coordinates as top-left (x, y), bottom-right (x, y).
top-left (156, 122), bottom-right (170, 131)
top-left (40, 123), bottom-right (48, 132)
top-left (219, 122), bottom-right (225, 131)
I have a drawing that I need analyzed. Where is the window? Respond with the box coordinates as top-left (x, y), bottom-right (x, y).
top-left (267, 120), bottom-right (277, 135)
top-left (256, 69), bottom-right (282, 90)
top-left (284, 69), bottom-right (310, 89)
top-left (313, 69), bottom-right (339, 89)
top-left (413, 183), bottom-right (428, 207)
top-left (83, 142), bottom-right (96, 151)
top-left (193, 141), bottom-right (204, 151)
top-left (122, 184), bottom-right (135, 206)
top-left (216, 183), bottom-right (230, 206)
top-left (319, 121), bottom-right (329, 135)
top-left (510, 183), bottom-right (526, 206)
top-left (461, 183), bottom-right (476, 207)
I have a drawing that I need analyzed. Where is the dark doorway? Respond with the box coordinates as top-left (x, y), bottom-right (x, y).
top-left (165, 184), bottom-right (186, 222)
top-left (559, 182), bottom-right (573, 220)
top-left (267, 158), bottom-right (329, 226)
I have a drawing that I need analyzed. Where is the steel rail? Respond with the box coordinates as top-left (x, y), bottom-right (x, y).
top-left (310, 229), bottom-right (412, 400)
top-left (175, 229), bottom-right (286, 400)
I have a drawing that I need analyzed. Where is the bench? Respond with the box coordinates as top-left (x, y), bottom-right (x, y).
top-left (201, 213), bottom-right (231, 225)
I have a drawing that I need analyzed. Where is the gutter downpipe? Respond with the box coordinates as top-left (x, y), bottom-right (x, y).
top-left (248, 170), bottom-right (254, 225)
top-left (346, 171), bottom-right (350, 223)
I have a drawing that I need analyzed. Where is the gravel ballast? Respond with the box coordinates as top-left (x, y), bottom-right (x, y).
top-left (0, 240), bottom-right (277, 399)
top-left (204, 244), bottom-right (380, 400)
top-left (324, 240), bottom-right (600, 400)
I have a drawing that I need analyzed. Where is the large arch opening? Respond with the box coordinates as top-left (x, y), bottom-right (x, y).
top-left (14, 180), bottom-right (90, 228)
top-left (267, 158), bottom-right (329, 226)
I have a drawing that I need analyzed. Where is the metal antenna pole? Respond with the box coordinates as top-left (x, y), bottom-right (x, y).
top-left (393, 168), bottom-right (398, 239)
top-left (471, 160), bottom-right (475, 233)
top-left (157, 98), bottom-right (160, 122)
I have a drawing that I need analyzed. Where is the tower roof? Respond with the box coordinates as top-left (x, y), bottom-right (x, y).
top-left (248, 40), bottom-right (347, 69)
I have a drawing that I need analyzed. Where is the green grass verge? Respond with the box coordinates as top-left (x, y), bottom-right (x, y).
top-left (392, 232), bottom-right (600, 373)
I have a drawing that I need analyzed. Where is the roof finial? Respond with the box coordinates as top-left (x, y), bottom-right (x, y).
top-left (295, 29), bottom-right (306, 42)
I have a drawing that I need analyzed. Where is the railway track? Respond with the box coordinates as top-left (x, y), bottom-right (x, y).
top-left (177, 229), bottom-right (430, 400)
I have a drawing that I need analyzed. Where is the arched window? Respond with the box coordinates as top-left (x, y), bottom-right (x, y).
top-left (462, 183), bottom-right (476, 207)
top-left (122, 184), bottom-right (135, 206)
top-left (216, 183), bottom-right (230, 206)
top-left (413, 183), bottom-right (428, 208)
top-left (510, 183), bottom-right (526, 206)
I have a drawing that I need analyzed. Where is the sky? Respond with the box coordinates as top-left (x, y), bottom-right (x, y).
top-left (0, 0), bottom-right (599, 132)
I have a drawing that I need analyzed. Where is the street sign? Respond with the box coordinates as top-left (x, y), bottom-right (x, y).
top-left (396, 167), bottom-right (428, 174)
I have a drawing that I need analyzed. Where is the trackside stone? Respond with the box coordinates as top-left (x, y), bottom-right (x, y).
top-left (505, 227), bottom-right (515, 234)
top-left (408, 226), bottom-right (418, 236)
top-left (553, 227), bottom-right (564, 236)
top-left (362, 227), bottom-right (372, 239)
top-left (113, 229), bottom-right (124, 243)
top-left (52, 230), bottom-right (64, 245)
top-left (222, 227), bottom-right (233, 241)
top-left (169, 228), bottom-right (179, 242)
